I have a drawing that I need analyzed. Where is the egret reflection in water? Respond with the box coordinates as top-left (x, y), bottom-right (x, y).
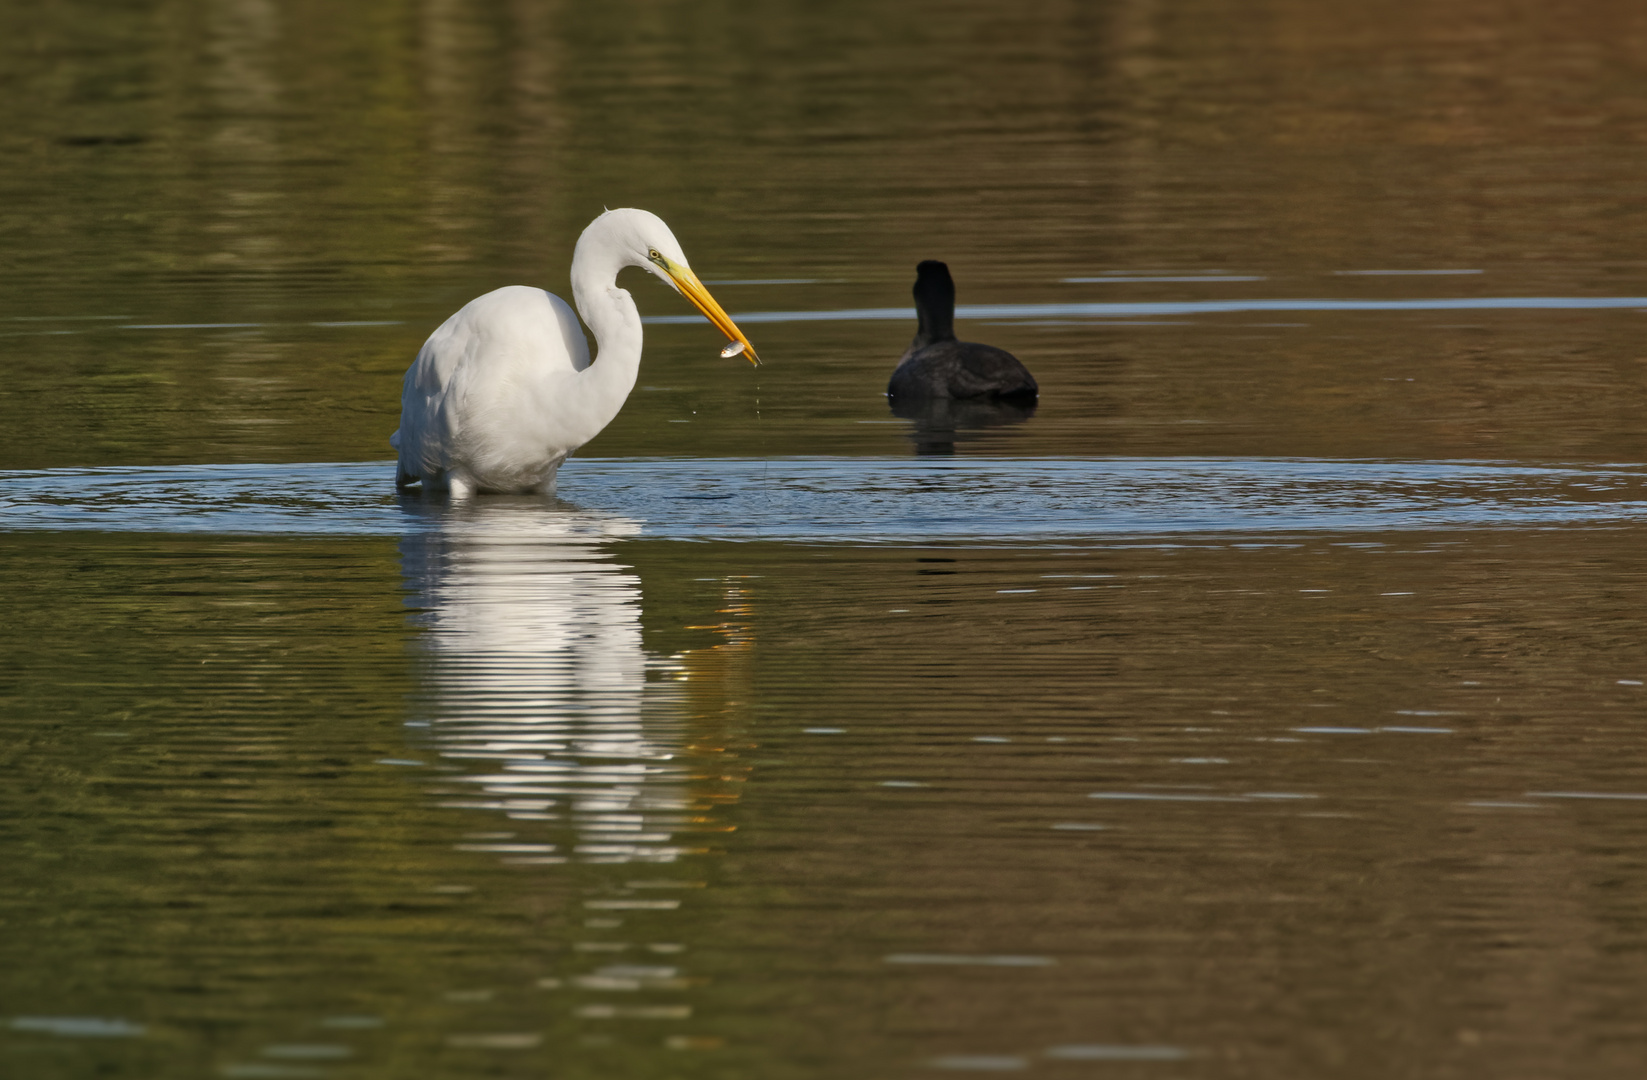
top-left (397, 499), bottom-right (708, 866)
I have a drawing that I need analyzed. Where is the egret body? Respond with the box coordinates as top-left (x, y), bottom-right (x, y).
top-left (391, 208), bottom-right (758, 497)
top-left (886, 260), bottom-right (1037, 403)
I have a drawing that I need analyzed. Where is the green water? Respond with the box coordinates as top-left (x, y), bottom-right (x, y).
top-left (6, 1), bottom-right (1647, 1077)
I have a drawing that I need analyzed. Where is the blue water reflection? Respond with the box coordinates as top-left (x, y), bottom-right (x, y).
top-left (5, 457), bottom-right (1647, 540)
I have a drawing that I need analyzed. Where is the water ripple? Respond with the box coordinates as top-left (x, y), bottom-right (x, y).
top-left (3, 457), bottom-right (1647, 541)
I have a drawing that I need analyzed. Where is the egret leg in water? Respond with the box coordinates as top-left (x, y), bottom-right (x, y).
top-left (885, 260), bottom-right (1038, 403)
top-left (390, 208), bottom-right (760, 498)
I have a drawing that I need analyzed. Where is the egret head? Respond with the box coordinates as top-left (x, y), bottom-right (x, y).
top-left (583, 208), bottom-right (760, 365)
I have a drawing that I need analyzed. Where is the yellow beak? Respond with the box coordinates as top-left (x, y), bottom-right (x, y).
top-left (662, 260), bottom-right (761, 365)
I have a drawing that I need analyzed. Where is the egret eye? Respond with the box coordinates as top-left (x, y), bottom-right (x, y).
top-left (648, 249), bottom-right (661, 261)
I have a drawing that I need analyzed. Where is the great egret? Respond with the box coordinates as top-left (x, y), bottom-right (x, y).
top-left (392, 208), bottom-right (759, 497)
top-left (886, 260), bottom-right (1037, 403)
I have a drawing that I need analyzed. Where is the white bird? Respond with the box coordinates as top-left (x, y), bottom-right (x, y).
top-left (391, 208), bottom-right (759, 497)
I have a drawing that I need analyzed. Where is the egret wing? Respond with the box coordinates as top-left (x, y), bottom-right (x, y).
top-left (394, 287), bottom-right (591, 489)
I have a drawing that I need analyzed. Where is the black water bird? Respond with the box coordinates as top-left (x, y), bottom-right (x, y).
top-left (886, 260), bottom-right (1038, 404)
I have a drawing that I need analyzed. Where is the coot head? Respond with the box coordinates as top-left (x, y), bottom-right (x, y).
top-left (912, 260), bottom-right (956, 345)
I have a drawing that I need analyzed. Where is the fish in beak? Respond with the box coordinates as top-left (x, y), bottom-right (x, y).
top-left (657, 257), bottom-right (761, 365)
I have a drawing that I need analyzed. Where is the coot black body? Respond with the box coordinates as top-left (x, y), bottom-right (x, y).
top-left (886, 260), bottom-right (1037, 403)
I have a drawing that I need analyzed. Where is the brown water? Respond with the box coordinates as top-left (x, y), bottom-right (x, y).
top-left (5, 1), bottom-right (1647, 1077)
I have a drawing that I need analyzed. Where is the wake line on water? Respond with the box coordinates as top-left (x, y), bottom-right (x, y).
top-left (9, 299), bottom-right (1643, 337)
top-left (2, 458), bottom-right (1647, 542)
top-left (648, 296), bottom-right (1647, 325)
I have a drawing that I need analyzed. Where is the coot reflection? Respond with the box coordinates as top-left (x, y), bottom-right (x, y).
top-left (886, 260), bottom-right (1038, 403)
top-left (890, 395), bottom-right (1037, 455)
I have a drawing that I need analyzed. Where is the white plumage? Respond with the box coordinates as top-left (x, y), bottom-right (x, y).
top-left (391, 208), bottom-right (758, 498)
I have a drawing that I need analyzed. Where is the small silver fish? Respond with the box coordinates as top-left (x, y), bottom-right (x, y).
top-left (720, 340), bottom-right (746, 359)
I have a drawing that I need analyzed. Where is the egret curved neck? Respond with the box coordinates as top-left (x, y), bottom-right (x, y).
top-left (567, 282), bottom-right (644, 445)
top-left (563, 212), bottom-right (661, 447)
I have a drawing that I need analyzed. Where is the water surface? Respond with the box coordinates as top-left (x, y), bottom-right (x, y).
top-left (7, 520), bottom-right (1647, 1080)
top-left (6, 1), bottom-right (1647, 1077)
